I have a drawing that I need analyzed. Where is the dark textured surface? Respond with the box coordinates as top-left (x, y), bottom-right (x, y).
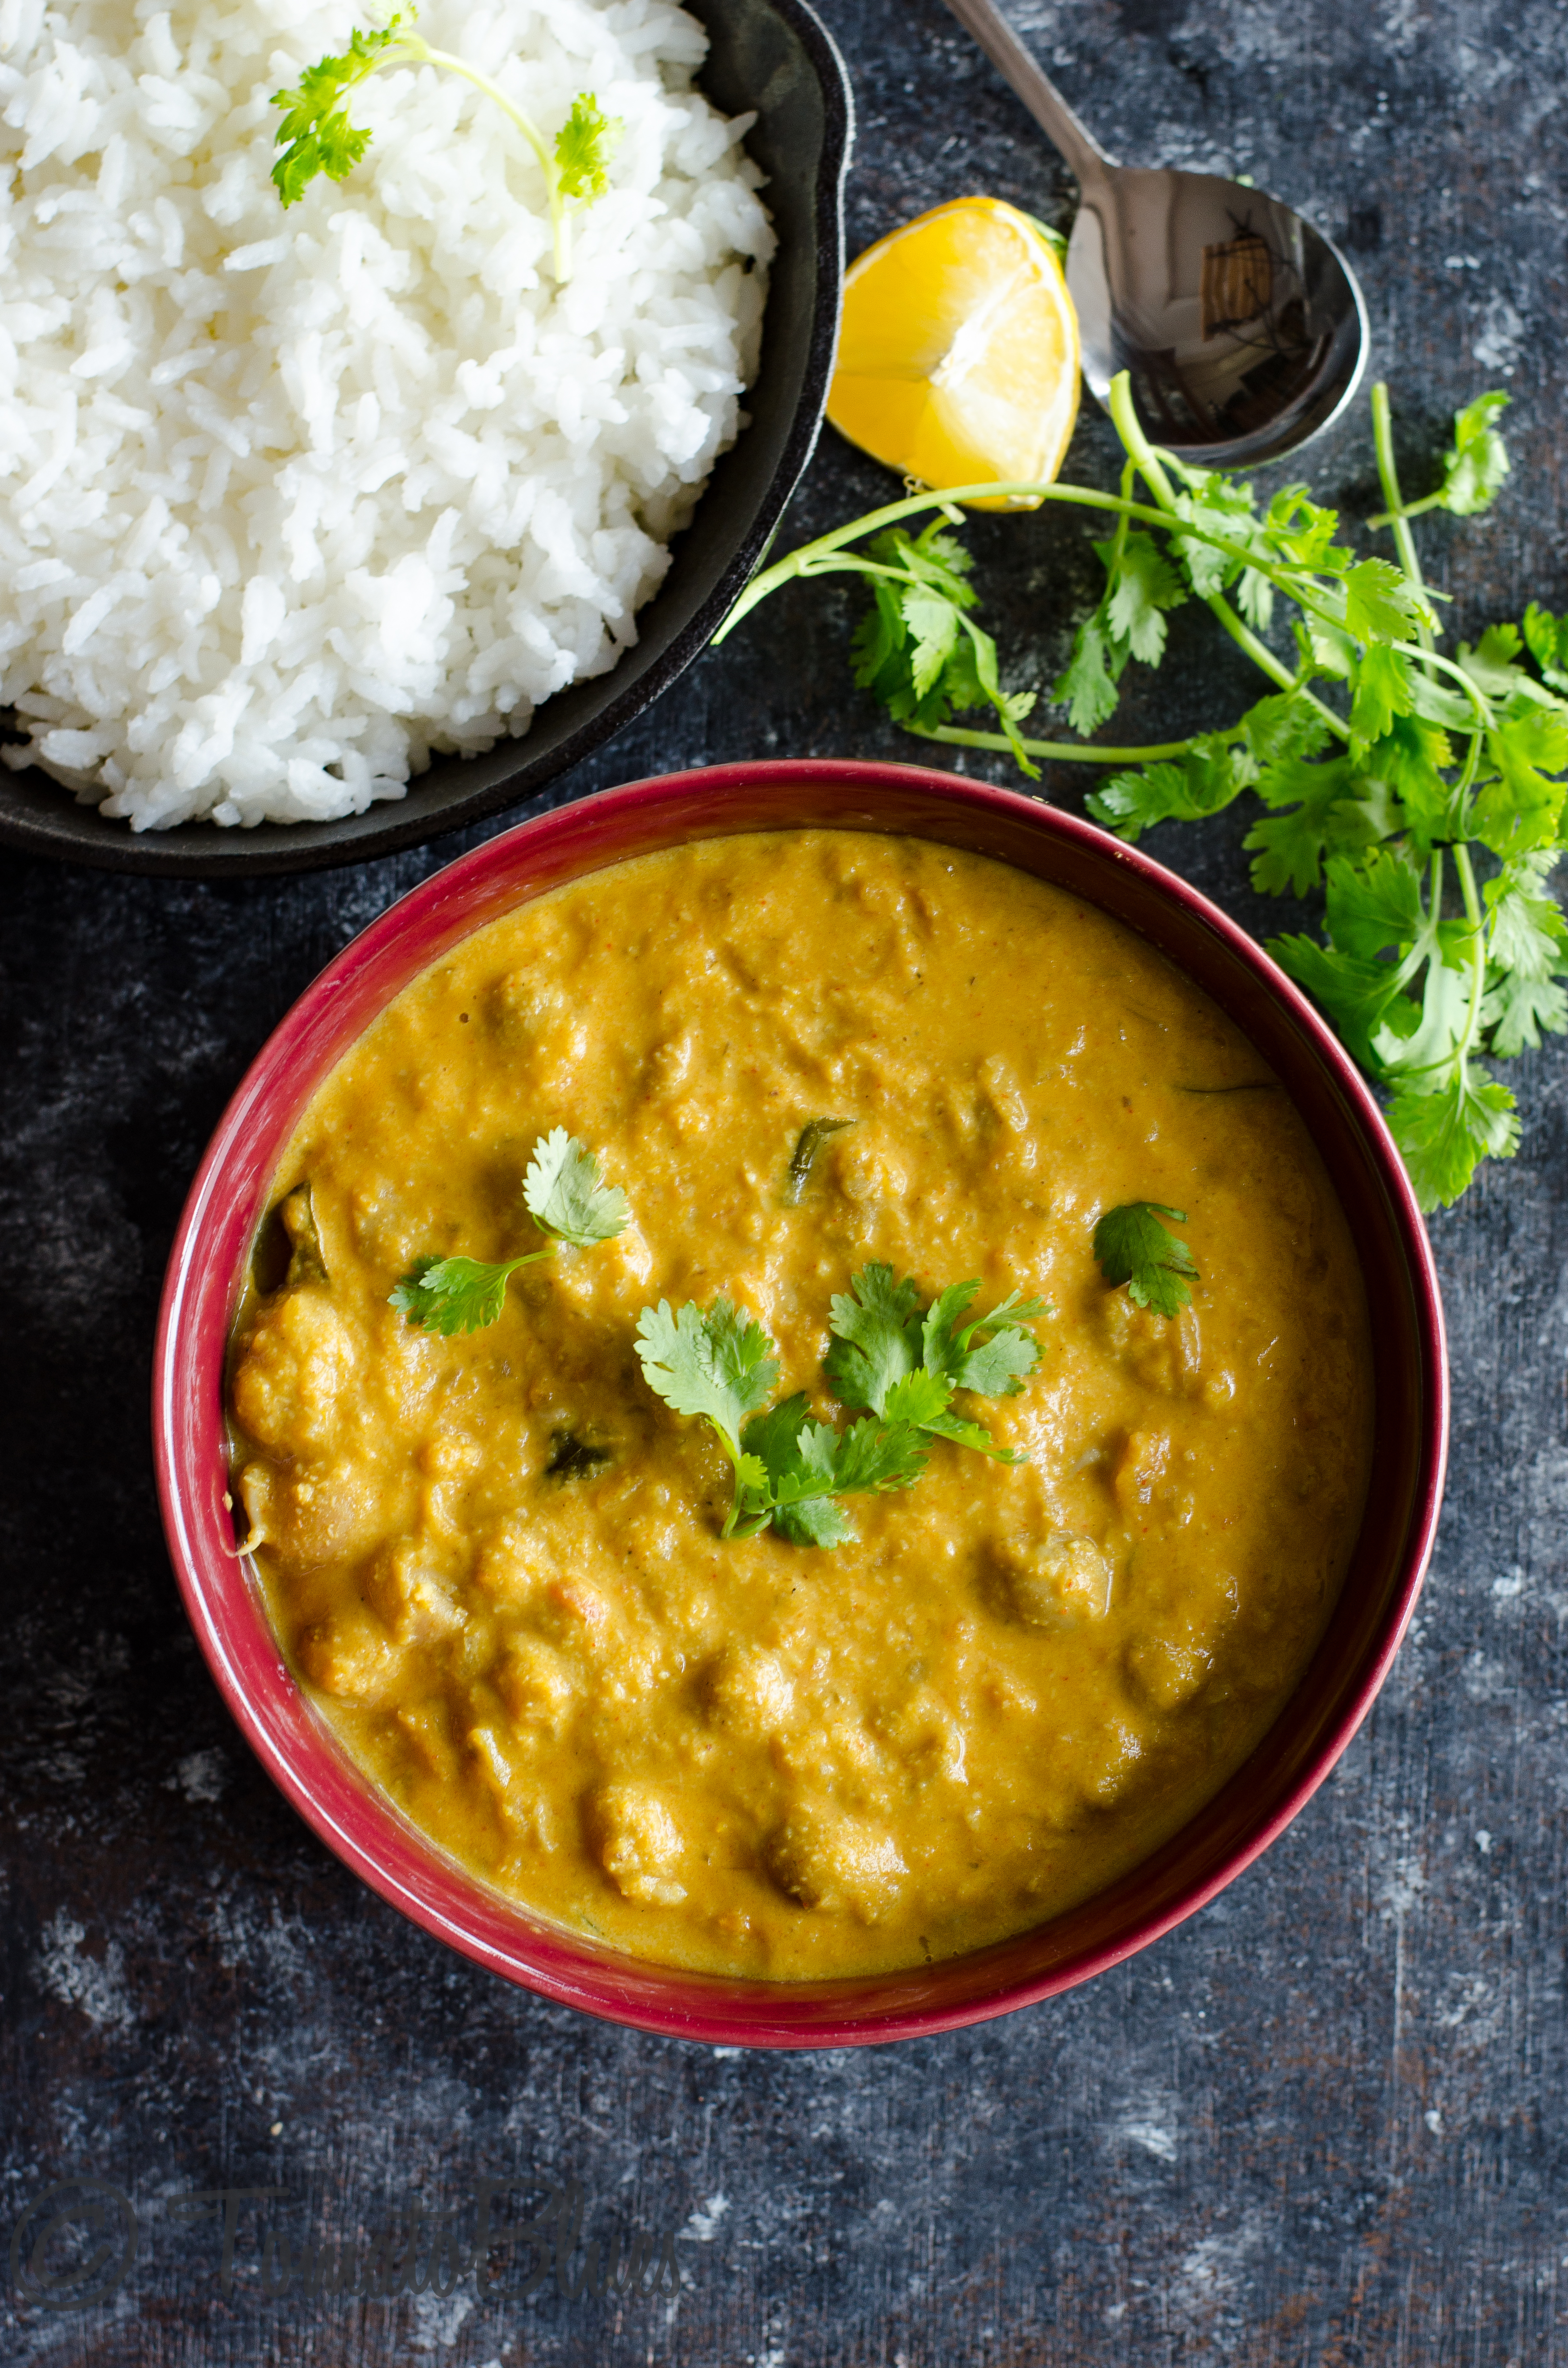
top-left (3, 1), bottom-right (1567, 2359)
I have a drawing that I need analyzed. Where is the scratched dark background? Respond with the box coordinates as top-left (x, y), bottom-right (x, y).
top-left (4, 0), bottom-right (1568, 2360)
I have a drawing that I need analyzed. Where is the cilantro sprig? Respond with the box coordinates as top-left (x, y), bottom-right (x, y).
top-left (716, 370), bottom-right (1568, 1209)
top-left (823, 1263), bottom-right (1046, 1464)
top-left (634, 1297), bottom-right (928, 1547)
top-left (390, 1130), bottom-right (628, 1335)
top-left (1091, 1204), bottom-right (1198, 1318)
top-left (270, 9), bottom-right (620, 280)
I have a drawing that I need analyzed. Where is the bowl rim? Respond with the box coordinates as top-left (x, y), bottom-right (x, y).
top-left (154, 758), bottom-right (1449, 2046)
top-left (0, 0), bottom-right (852, 879)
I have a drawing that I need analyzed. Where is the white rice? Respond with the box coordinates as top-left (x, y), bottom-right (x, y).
top-left (0, 0), bottom-right (772, 827)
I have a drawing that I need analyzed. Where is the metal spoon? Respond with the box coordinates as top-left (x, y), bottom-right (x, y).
top-left (938, 0), bottom-right (1369, 468)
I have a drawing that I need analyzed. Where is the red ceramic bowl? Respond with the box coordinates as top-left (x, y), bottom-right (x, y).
top-left (154, 759), bottom-right (1447, 2047)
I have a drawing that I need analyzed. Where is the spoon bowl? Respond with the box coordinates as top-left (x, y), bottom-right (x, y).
top-left (1068, 165), bottom-right (1369, 468)
top-left (939, 0), bottom-right (1368, 467)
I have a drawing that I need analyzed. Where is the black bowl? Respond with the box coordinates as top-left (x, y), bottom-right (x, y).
top-left (0, 0), bottom-right (851, 878)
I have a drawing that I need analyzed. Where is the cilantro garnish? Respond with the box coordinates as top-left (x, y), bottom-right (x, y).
top-left (823, 1263), bottom-right (1047, 1465)
top-left (553, 93), bottom-right (620, 206)
top-left (634, 1297), bottom-right (927, 1546)
top-left (522, 1127), bottom-right (630, 1248)
top-left (1091, 1204), bottom-right (1198, 1319)
top-left (715, 368), bottom-right (1567, 1209)
top-left (270, 9), bottom-right (620, 280)
top-left (389, 1130), bottom-right (627, 1334)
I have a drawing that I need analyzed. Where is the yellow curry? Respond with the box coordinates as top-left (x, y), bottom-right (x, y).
top-left (229, 829), bottom-right (1373, 1979)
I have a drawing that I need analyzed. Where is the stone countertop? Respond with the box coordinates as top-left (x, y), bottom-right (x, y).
top-left (3, 1), bottom-right (1567, 2360)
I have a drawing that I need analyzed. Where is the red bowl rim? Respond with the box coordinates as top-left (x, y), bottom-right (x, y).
top-left (154, 758), bottom-right (1448, 2047)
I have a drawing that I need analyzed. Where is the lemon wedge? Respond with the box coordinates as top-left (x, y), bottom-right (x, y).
top-left (827, 197), bottom-right (1081, 510)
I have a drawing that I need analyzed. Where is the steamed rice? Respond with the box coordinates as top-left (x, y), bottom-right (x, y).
top-left (0, 0), bottom-right (772, 828)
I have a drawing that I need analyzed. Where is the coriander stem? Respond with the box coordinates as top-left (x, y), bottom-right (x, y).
top-left (719, 475), bottom-right (1340, 641)
top-left (720, 481), bottom-right (1352, 728)
top-left (1369, 492), bottom-right (1446, 526)
top-left (1387, 637), bottom-right (1494, 728)
top-left (396, 37), bottom-right (569, 278)
top-left (910, 723), bottom-right (1207, 763)
top-left (1453, 841), bottom-right (1489, 1064)
top-left (1370, 382), bottom-right (1434, 654)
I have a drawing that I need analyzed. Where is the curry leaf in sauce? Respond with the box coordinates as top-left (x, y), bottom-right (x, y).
top-left (825, 1264), bottom-right (1046, 1465)
top-left (390, 1130), bottom-right (628, 1334)
top-left (783, 1117), bottom-right (854, 1204)
top-left (1092, 1202), bottom-right (1198, 1318)
top-left (545, 1428), bottom-right (614, 1480)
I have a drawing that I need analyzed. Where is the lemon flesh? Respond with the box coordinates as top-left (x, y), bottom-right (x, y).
top-left (828, 197), bottom-right (1081, 511)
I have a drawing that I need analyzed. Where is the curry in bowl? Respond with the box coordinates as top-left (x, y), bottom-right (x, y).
top-left (227, 828), bottom-right (1373, 1981)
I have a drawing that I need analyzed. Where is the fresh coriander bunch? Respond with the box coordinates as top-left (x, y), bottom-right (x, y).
top-left (717, 376), bottom-right (1568, 1209)
top-left (270, 9), bottom-right (620, 281)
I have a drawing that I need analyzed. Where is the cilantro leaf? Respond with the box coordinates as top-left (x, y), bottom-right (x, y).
top-left (1088, 734), bottom-right (1256, 843)
top-left (1436, 391), bottom-right (1511, 517)
top-left (1349, 642), bottom-right (1416, 755)
top-left (1455, 622), bottom-right (1552, 710)
top-left (1472, 710), bottom-right (1568, 858)
top-left (1521, 602), bottom-right (1568, 695)
top-left (825, 1264), bottom-right (1044, 1465)
top-left (1270, 846), bottom-right (1459, 1075)
top-left (881, 1368), bottom-right (955, 1430)
top-left (1240, 689), bottom-right (1335, 770)
top-left (1169, 470), bottom-right (1262, 596)
top-left (903, 587), bottom-right (962, 697)
top-left (1098, 530), bottom-right (1188, 664)
top-left (1265, 485), bottom-right (1347, 572)
top-left (921, 1282), bottom-right (1045, 1397)
top-left (742, 1404), bottom-right (927, 1549)
top-left (523, 1127), bottom-right (629, 1246)
top-left (554, 92), bottom-right (621, 203)
top-left (1341, 557), bottom-right (1426, 644)
top-left (1387, 1071), bottom-right (1519, 1209)
top-left (1244, 755), bottom-right (1400, 899)
top-left (824, 1263), bottom-right (923, 1412)
top-left (390, 1253), bottom-right (525, 1337)
top-left (1092, 1203), bottom-right (1198, 1317)
top-left (636, 1297), bottom-right (779, 1467)
top-left (1481, 853), bottom-right (1568, 1054)
top-left (822, 1412), bottom-right (929, 1500)
top-left (1052, 613), bottom-right (1126, 734)
top-left (270, 22), bottom-right (402, 206)
top-left (1270, 933), bottom-right (1415, 1072)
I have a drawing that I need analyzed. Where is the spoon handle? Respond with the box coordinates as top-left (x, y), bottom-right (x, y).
top-left (936, 0), bottom-right (1117, 184)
